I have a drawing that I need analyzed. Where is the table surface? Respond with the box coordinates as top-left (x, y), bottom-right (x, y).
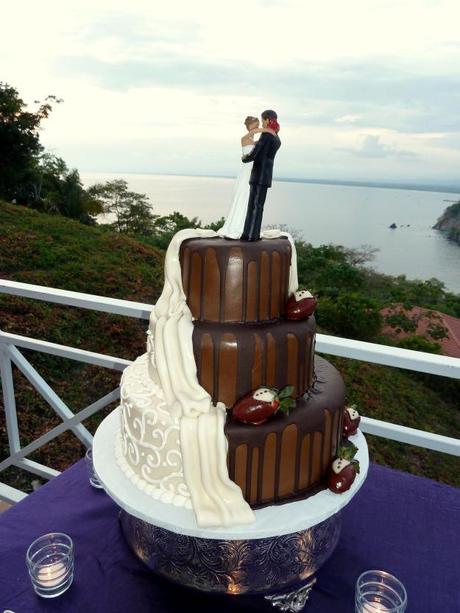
top-left (0, 460), bottom-right (459, 613)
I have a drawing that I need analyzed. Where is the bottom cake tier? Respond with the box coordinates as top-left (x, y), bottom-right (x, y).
top-left (118, 352), bottom-right (345, 513)
top-left (225, 355), bottom-right (345, 508)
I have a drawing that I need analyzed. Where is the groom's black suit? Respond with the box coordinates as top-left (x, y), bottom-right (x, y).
top-left (241, 132), bottom-right (281, 241)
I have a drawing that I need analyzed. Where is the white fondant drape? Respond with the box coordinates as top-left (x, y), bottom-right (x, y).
top-left (147, 228), bottom-right (298, 528)
top-left (148, 229), bottom-right (254, 527)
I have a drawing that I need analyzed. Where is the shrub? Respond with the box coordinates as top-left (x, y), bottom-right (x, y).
top-left (316, 292), bottom-right (382, 341)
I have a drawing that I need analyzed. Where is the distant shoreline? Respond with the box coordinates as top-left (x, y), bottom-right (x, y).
top-left (80, 170), bottom-right (460, 196)
top-left (276, 177), bottom-right (460, 195)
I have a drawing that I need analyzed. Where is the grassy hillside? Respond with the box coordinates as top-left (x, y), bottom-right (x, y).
top-left (0, 201), bottom-right (164, 491)
top-left (1, 200), bottom-right (459, 494)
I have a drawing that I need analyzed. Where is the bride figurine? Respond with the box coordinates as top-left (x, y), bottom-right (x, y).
top-left (218, 116), bottom-right (277, 240)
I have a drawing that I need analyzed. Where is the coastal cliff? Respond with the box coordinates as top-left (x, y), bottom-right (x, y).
top-left (433, 200), bottom-right (460, 244)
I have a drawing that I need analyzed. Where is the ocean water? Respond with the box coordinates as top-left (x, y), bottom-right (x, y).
top-left (80, 172), bottom-right (460, 294)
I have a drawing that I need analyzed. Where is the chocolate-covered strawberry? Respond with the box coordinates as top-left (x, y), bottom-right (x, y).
top-left (232, 386), bottom-right (295, 426)
top-left (343, 404), bottom-right (361, 438)
top-left (285, 290), bottom-right (317, 321)
top-left (328, 443), bottom-right (360, 494)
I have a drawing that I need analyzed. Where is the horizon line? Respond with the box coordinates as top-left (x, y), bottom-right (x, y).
top-left (79, 170), bottom-right (460, 196)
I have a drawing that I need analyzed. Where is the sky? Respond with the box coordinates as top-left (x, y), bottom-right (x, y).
top-left (2, 0), bottom-right (460, 184)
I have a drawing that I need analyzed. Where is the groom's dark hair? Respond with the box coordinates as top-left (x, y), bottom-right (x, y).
top-left (261, 109), bottom-right (277, 120)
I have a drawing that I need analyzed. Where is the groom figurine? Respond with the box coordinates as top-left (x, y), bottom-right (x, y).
top-left (240, 109), bottom-right (281, 241)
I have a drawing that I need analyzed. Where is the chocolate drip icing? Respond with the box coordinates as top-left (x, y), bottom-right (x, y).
top-left (225, 356), bottom-right (346, 508)
top-left (193, 317), bottom-right (315, 407)
top-left (178, 235), bottom-right (346, 510)
top-left (180, 237), bottom-right (291, 323)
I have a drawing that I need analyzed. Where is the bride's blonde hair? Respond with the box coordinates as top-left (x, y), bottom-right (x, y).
top-left (244, 116), bottom-right (259, 129)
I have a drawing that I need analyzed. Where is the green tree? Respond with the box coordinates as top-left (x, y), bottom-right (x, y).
top-left (88, 179), bottom-right (157, 235)
top-left (58, 169), bottom-right (100, 224)
top-left (296, 241), bottom-right (366, 296)
top-left (204, 216), bottom-right (225, 232)
top-left (118, 197), bottom-right (158, 235)
top-left (31, 154), bottom-right (101, 223)
top-left (31, 152), bottom-right (68, 209)
top-left (343, 244), bottom-right (379, 267)
top-left (397, 335), bottom-right (441, 354)
top-left (0, 82), bottom-right (62, 203)
top-left (316, 292), bottom-right (382, 341)
top-left (384, 312), bottom-right (418, 334)
top-left (151, 211), bottom-right (201, 249)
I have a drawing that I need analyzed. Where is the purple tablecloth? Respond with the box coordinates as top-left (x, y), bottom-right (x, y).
top-left (1, 460), bottom-right (459, 612)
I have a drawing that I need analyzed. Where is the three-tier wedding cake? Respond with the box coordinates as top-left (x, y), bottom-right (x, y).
top-left (114, 228), bottom-right (346, 528)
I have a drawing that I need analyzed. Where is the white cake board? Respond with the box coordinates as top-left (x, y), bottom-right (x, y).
top-left (93, 407), bottom-right (369, 540)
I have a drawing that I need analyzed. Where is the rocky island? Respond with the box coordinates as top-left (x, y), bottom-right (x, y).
top-left (433, 200), bottom-right (460, 244)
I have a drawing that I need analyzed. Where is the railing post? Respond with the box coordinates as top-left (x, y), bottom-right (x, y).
top-left (0, 341), bottom-right (21, 454)
top-left (4, 344), bottom-right (93, 448)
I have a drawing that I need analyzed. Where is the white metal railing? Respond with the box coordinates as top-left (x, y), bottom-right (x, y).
top-left (1, 278), bottom-right (460, 504)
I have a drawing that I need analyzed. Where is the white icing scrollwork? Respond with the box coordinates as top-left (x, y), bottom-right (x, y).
top-left (115, 431), bottom-right (191, 508)
top-left (127, 438), bottom-right (140, 466)
top-left (119, 353), bottom-right (191, 506)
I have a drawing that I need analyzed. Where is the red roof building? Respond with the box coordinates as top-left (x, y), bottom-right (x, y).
top-left (380, 304), bottom-right (460, 358)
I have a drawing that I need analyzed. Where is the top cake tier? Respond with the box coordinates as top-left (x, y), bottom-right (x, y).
top-left (179, 237), bottom-right (292, 324)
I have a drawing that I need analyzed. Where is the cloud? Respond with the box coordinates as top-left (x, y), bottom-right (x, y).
top-left (52, 52), bottom-right (460, 136)
top-left (78, 11), bottom-right (202, 47)
top-left (53, 55), bottom-right (247, 93)
top-left (4, 0), bottom-right (460, 181)
top-left (335, 114), bottom-right (362, 124)
top-left (335, 134), bottom-right (418, 159)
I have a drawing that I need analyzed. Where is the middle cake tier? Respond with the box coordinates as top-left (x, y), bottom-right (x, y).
top-left (192, 317), bottom-right (316, 408)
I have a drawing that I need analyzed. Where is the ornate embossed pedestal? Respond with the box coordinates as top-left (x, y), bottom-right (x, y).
top-left (119, 510), bottom-right (341, 596)
top-left (93, 408), bottom-right (369, 610)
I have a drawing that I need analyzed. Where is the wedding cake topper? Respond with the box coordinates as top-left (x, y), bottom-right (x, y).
top-left (218, 110), bottom-right (281, 242)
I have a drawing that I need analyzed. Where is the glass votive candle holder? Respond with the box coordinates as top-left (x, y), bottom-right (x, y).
top-left (85, 446), bottom-right (104, 489)
top-left (26, 532), bottom-right (74, 598)
top-left (355, 570), bottom-right (407, 612)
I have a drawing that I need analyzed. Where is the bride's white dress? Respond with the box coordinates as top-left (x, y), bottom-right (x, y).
top-left (217, 144), bottom-right (254, 239)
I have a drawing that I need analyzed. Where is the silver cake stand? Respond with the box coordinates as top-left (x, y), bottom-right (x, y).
top-left (93, 408), bottom-right (369, 611)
